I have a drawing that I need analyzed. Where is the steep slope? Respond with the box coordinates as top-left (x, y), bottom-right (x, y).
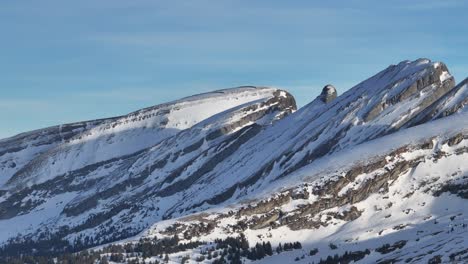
top-left (0, 87), bottom-right (296, 251)
top-left (143, 59), bottom-right (457, 219)
top-left (5, 87), bottom-right (288, 189)
top-left (404, 77), bottom-right (468, 127)
top-left (89, 112), bottom-right (468, 264)
top-left (0, 58), bottom-right (467, 263)
top-left (0, 118), bottom-right (116, 187)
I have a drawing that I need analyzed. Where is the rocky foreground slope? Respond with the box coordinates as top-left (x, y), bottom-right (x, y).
top-left (0, 59), bottom-right (467, 263)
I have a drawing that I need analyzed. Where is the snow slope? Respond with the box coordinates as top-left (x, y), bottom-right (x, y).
top-left (0, 59), bottom-right (466, 263)
top-left (5, 86), bottom-right (289, 189)
top-left (0, 118), bottom-right (115, 187)
top-left (119, 112), bottom-right (468, 263)
top-left (140, 59), bottom-right (457, 218)
top-left (0, 86), bottom-right (296, 248)
top-left (404, 77), bottom-right (468, 127)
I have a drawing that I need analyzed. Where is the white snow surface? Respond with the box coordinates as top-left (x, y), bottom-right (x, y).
top-left (103, 111), bottom-right (468, 263)
top-left (0, 85), bottom-right (294, 245)
top-left (147, 59), bottom-right (456, 215)
top-left (0, 59), bottom-right (467, 263)
top-left (3, 86), bottom-right (282, 188)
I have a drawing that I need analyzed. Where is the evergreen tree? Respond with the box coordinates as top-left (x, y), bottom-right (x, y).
top-left (277, 243), bottom-right (283, 254)
top-left (265, 241), bottom-right (273, 256)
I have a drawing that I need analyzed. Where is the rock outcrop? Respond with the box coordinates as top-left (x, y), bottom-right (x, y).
top-left (0, 59), bottom-right (467, 264)
top-left (319, 84), bottom-right (338, 103)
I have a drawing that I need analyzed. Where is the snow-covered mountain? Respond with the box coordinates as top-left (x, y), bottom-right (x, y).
top-left (0, 59), bottom-right (466, 264)
top-left (134, 112), bottom-right (468, 264)
top-left (0, 86), bottom-right (296, 246)
top-left (3, 87), bottom-right (292, 189)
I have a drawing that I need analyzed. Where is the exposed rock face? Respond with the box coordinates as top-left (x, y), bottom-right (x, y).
top-left (404, 77), bottom-right (468, 128)
top-left (0, 59), bottom-right (468, 263)
top-left (108, 122), bottom-right (468, 264)
top-left (320, 84), bottom-right (338, 103)
top-left (362, 60), bottom-right (455, 124)
top-left (0, 86), bottom-right (297, 246)
top-left (5, 87), bottom-right (291, 190)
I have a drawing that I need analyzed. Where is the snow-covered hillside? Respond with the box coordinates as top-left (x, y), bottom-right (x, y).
top-left (3, 86), bottom-right (290, 189)
top-left (0, 86), bottom-right (296, 249)
top-left (122, 112), bottom-right (468, 263)
top-left (404, 77), bottom-right (468, 128)
top-left (138, 58), bottom-right (457, 220)
top-left (0, 59), bottom-right (466, 264)
top-left (0, 118), bottom-right (116, 187)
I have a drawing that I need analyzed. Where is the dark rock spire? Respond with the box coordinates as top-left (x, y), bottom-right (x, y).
top-left (320, 84), bottom-right (337, 103)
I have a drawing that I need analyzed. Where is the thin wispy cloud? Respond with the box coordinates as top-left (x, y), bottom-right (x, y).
top-left (398, 0), bottom-right (465, 10)
top-left (0, 99), bottom-right (51, 110)
top-left (0, 1), bottom-right (467, 138)
top-left (76, 87), bottom-right (192, 103)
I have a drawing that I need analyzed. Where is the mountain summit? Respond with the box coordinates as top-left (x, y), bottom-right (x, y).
top-left (0, 59), bottom-right (467, 263)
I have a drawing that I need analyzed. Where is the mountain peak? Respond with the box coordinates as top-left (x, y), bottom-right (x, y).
top-left (1, 59), bottom-right (467, 263)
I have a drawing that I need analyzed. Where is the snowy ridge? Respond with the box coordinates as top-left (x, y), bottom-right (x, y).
top-left (0, 86), bottom-right (296, 248)
top-left (5, 86), bottom-right (285, 189)
top-left (146, 59), bottom-right (457, 218)
top-left (404, 77), bottom-right (468, 127)
top-left (122, 112), bottom-right (468, 264)
top-left (0, 59), bottom-right (467, 263)
top-left (0, 118), bottom-right (116, 187)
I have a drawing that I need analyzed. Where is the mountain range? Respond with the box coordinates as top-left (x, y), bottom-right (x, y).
top-left (0, 58), bottom-right (467, 264)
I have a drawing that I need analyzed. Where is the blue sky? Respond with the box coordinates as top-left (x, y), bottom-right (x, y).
top-left (1, 0), bottom-right (467, 138)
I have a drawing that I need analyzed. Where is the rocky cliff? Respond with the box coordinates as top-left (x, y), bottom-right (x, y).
top-left (0, 59), bottom-right (467, 264)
